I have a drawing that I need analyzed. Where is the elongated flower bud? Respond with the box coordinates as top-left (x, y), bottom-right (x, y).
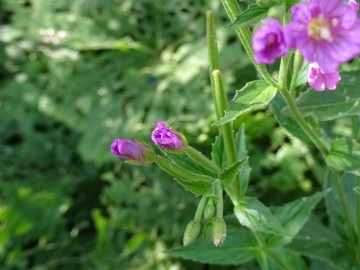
top-left (212, 217), bottom-right (226, 247)
top-left (151, 122), bottom-right (187, 152)
top-left (203, 198), bottom-right (215, 220)
top-left (183, 219), bottom-right (201, 246)
top-left (110, 139), bottom-right (154, 164)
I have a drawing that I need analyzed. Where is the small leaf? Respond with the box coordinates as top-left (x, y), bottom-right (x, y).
top-left (220, 157), bottom-right (248, 188)
top-left (267, 190), bottom-right (328, 247)
top-left (235, 125), bottom-right (251, 197)
top-left (167, 226), bottom-right (257, 265)
top-left (234, 197), bottom-right (285, 235)
top-left (283, 73), bottom-right (360, 121)
top-left (218, 80), bottom-right (277, 125)
top-left (326, 139), bottom-right (360, 176)
top-left (212, 134), bottom-right (227, 169)
top-left (174, 178), bottom-right (212, 196)
top-left (225, 5), bottom-right (269, 29)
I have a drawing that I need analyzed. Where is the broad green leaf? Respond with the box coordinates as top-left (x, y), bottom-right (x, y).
top-left (283, 73), bottom-right (360, 121)
top-left (288, 216), bottom-right (352, 269)
top-left (167, 226), bottom-right (257, 265)
top-left (267, 190), bottom-right (327, 247)
top-left (269, 93), bottom-right (320, 145)
top-left (174, 178), bottom-right (212, 196)
top-left (212, 134), bottom-right (227, 169)
top-left (234, 197), bottom-right (285, 235)
top-left (267, 249), bottom-right (307, 270)
top-left (225, 5), bottom-right (269, 29)
top-left (220, 157), bottom-right (248, 188)
top-left (218, 80), bottom-right (277, 125)
top-left (235, 125), bottom-right (252, 197)
top-left (324, 171), bottom-right (357, 239)
top-left (326, 139), bottom-right (360, 176)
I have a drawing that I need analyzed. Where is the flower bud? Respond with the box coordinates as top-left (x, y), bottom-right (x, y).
top-left (183, 219), bottom-right (201, 246)
top-left (202, 222), bottom-right (213, 242)
top-left (110, 139), bottom-right (154, 164)
top-left (308, 63), bottom-right (341, 91)
top-left (151, 122), bottom-right (187, 152)
top-left (212, 217), bottom-right (226, 247)
top-left (203, 198), bottom-right (215, 220)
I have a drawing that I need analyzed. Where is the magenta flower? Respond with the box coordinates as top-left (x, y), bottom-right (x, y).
top-left (151, 122), bottom-right (185, 151)
top-left (111, 139), bottom-right (152, 163)
top-left (284, 0), bottom-right (360, 73)
top-left (348, 0), bottom-right (359, 11)
top-left (252, 18), bottom-right (288, 64)
top-left (308, 62), bottom-right (341, 91)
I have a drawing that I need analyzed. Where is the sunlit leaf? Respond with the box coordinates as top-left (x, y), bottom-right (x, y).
top-left (218, 80), bottom-right (277, 125)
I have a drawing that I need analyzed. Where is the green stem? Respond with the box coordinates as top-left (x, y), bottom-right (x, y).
top-left (220, 0), bottom-right (277, 87)
top-left (214, 179), bottom-right (224, 217)
top-left (206, 11), bottom-right (241, 204)
top-left (194, 194), bottom-right (209, 220)
top-left (206, 10), bottom-right (222, 121)
top-left (332, 169), bottom-right (356, 244)
top-left (278, 52), bottom-right (291, 90)
top-left (289, 51), bottom-right (303, 97)
top-left (252, 232), bottom-right (291, 270)
top-left (155, 156), bottom-right (215, 182)
top-left (277, 87), bottom-right (329, 155)
top-left (212, 70), bottom-right (242, 205)
top-left (185, 146), bottom-right (221, 174)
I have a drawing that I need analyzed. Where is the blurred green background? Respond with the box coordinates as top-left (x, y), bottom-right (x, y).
top-left (0, 1), bottom-right (319, 269)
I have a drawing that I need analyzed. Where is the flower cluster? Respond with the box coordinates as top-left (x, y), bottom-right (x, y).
top-left (111, 122), bottom-right (186, 163)
top-left (252, 0), bottom-right (360, 91)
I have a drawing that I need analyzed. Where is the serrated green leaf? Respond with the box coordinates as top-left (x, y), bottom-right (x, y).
top-left (235, 125), bottom-right (251, 197)
top-left (283, 73), bottom-right (360, 121)
top-left (212, 134), bottom-right (227, 169)
top-left (174, 178), bottom-right (212, 196)
top-left (225, 5), bottom-right (269, 29)
top-left (324, 171), bottom-right (357, 239)
top-left (326, 139), bottom-right (360, 175)
top-left (234, 197), bottom-right (285, 235)
top-left (269, 93), bottom-right (321, 145)
top-left (220, 157), bottom-right (248, 188)
top-left (167, 227), bottom-right (257, 265)
top-left (288, 216), bottom-right (350, 269)
top-left (267, 190), bottom-right (327, 247)
top-left (218, 80), bottom-right (277, 125)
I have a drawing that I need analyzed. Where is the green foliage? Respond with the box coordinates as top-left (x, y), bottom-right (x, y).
top-left (326, 139), bottom-right (360, 176)
top-left (218, 80), bottom-right (277, 124)
top-left (234, 197), bottom-right (285, 235)
top-left (283, 72), bottom-right (360, 121)
top-left (226, 5), bottom-right (269, 29)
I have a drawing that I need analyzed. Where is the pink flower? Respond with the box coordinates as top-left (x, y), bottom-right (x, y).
top-left (308, 63), bottom-right (341, 91)
top-left (348, 0), bottom-right (359, 11)
top-left (285, 0), bottom-right (360, 73)
top-left (252, 18), bottom-right (288, 64)
top-left (151, 122), bottom-right (185, 151)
